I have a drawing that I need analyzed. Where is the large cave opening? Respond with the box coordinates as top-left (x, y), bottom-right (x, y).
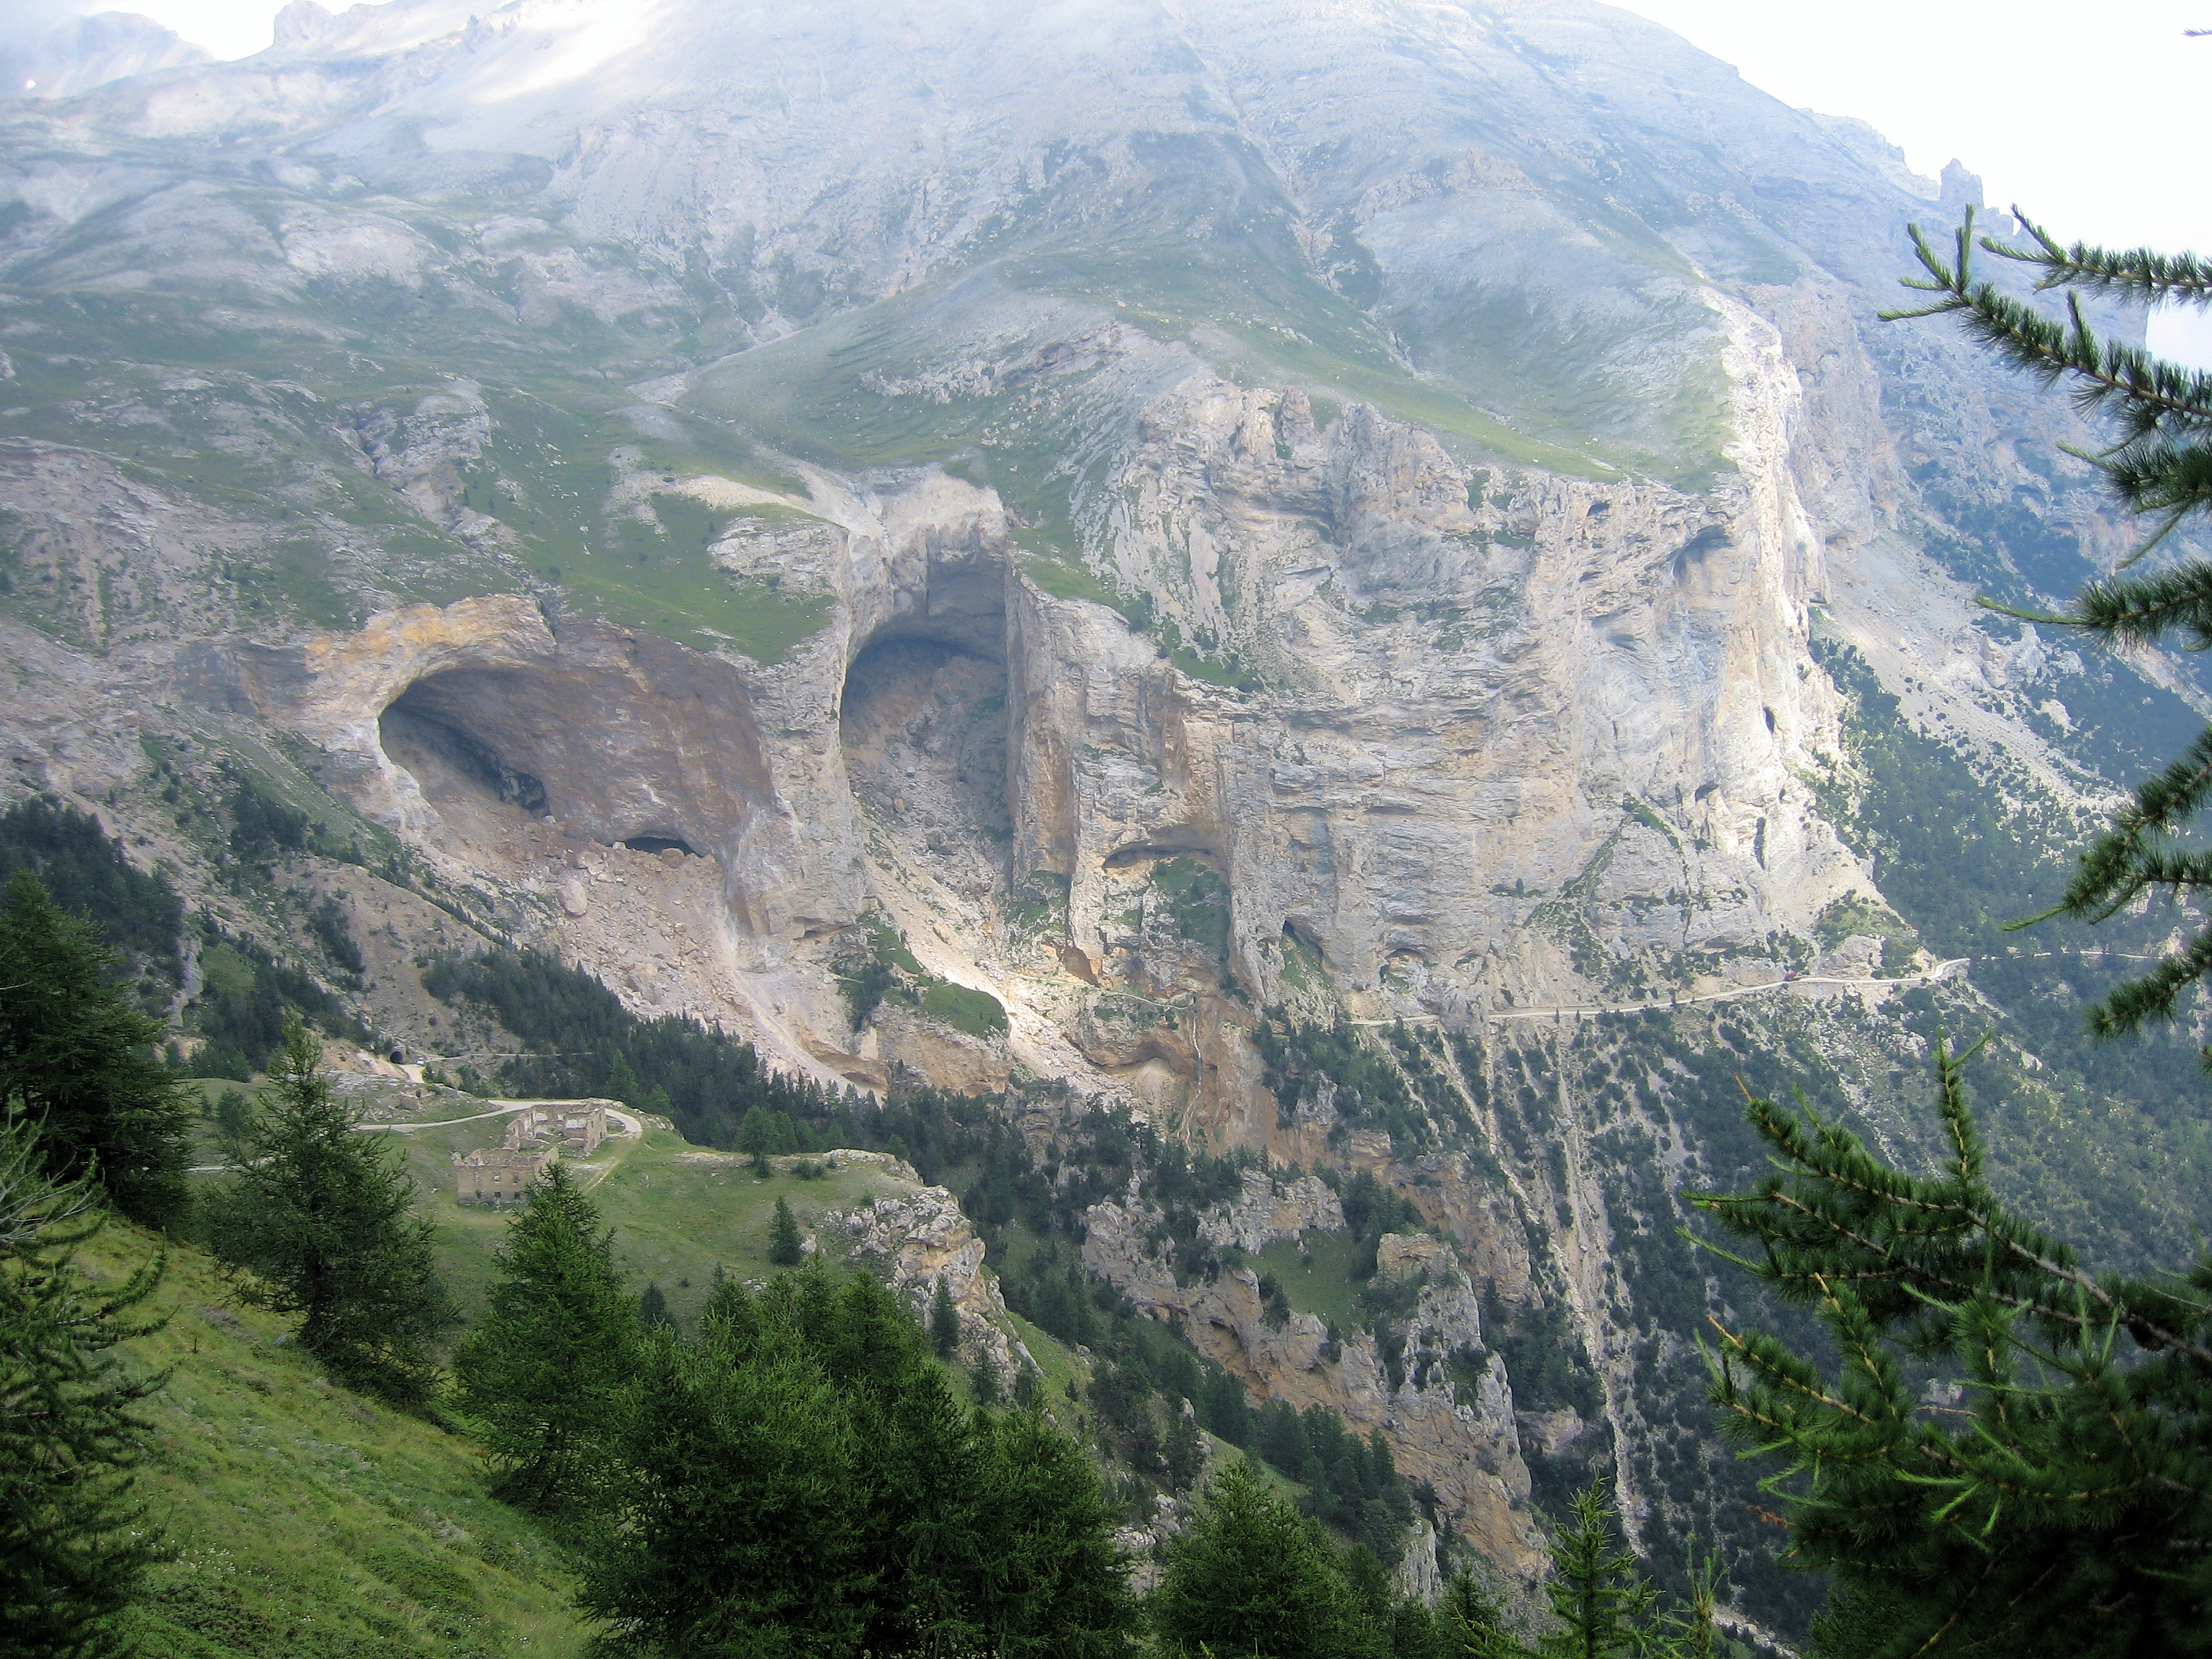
top-left (379, 675), bottom-right (554, 837)
top-left (377, 662), bottom-right (732, 862)
top-left (840, 637), bottom-right (1012, 851)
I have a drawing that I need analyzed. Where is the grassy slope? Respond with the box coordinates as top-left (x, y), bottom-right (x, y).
top-left (122, 1106), bottom-right (1119, 1656)
top-left (379, 1112), bottom-right (933, 1328)
top-left (81, 1223), bottom-right (590, 1659)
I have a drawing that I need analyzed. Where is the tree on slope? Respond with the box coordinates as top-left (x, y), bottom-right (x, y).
top-left (0, 1110), bottom-right (168, 1658)
top-left (930, 1273), bottom-right (960, 1359)
top-left (972, 1403), bottom-right (1137, 1659)
top-left (768, 1194), bottom-right (804, 1267)
top-left (0, 872), bottom-right (192, 1231)
top-left (583, 1316), bottom-right (866, 1657)
top-left (204, 1020), bottom-right (447, 1406)
top-left (583, 1265), bottom-right (1137, 1657)
top-left (1678, 203), bottom-right (2212, 1659)
top-left (1151, 1455), bottom-right (1375, 1659)
top-left (452, 1161), bottom-right (637, 1514)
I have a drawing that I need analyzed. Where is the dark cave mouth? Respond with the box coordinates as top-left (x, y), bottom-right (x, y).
top-left (622, 835), bottom-right (701, 858)
top-left (378, 685), bottom-right (549, 817)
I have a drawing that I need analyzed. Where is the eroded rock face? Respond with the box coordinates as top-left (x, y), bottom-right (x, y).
top-left (1202, 1170), bottom-right (1345, 1254)
top-left (1082, 1196), bottom-right (1543, 1575)
top-left (829, 1182), bottom-right (1032, 1389)
top-left (1, 0), bottom-right (2177, 1612)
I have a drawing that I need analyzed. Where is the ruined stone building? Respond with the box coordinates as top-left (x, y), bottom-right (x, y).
top-left (453, 1101), bottom-right (613, 1203)
top-left (503, 1102), bottom-right (608, 1156)
top-left (453, 1144), bottom-right (556, 1205)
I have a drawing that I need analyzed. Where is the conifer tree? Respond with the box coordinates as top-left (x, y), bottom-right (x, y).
top-left (864, 1359), bottom-right (993, 1655)
top-left (768, 1195), bottom-right (804, 1267)
top-left (0, 872), bottom-right (192, 1231)
top-left (973, 1403), bottom-right (1138, 1658)
top-left (1437, 1566), bottom-right (1522, 1659)
top-left (1674, 188), bottom-right (2212, 1659)
top-left (638, 1281), bottom-right (673, 1330)
top-left (204, 1020), bottom-right (448, 1406)
top-left (0, 1111), bottom-right (168, 1658)
top-left (1535, 1482), bottom-right (1659, 1659)
top-left (1151, 1455), bottom-right (1374, 1659)
top-left (1888, 207), bottom-right (2212, 1033)
top-left (582, 1321), bottom-right (867, 1657)
top-left (930, 1273), bottom-right (960, 1359)
top-left (585, 1263), bottom-right (1138, 1656)
top-left (1164, 1398), bottom-right (1207, 1491)
top-left (452, 1161), bottom-right (637, 1514)
top-left (1694, 1040), bottom-right (2212, 1658)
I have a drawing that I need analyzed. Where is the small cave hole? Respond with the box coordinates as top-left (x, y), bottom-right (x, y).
top-left (623, 836), bottom-right (700, 858)
top-left (1102, 837), bottom-right (1221, 873)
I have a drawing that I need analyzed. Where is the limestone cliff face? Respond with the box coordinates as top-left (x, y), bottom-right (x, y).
top-left (827, 1176), bottom-right (1034, 1390)
top-left (1082, 1176), bottom-right (1542, 1574)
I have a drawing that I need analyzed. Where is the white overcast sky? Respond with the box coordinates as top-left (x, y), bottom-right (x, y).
top-left (36, 0), bottom-right (2212, 351)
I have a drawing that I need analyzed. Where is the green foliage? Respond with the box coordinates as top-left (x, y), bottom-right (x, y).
top-left (204, 1022), bottom-right (449, 1407)
top-left (225, 774), bottom-right (311, 864)
top-left (451, 1164), bottom-right (638, 1515)
top-left (302, 895), bottom-right (364, 978)
top-left (1694, 1040), bottom-right (2212, 1658)
top-left (1250, 1403), bottom-right (1416, 1563)
top-left (0, 871), bottom-right (193, 1230)
top-left (1150, 856), bottom-right (1231, 954)
top-left (423, 947), bottom-right (855, 1149)
top-left (561, 494), bottom-right (834, 663)
top-left (189, 923), bottom-right (366, 1082)
top-left (828, 918), bottom-right (1007, 1038)
top-left (0, 795), bottom-right (184, 992)
top-left (1804, 638), bottom-right (2058, 961)
top-left (1889, 207), bottom-right (2212, 1040)
top-left (930, 1274), bottom-right (961, 1359)
top-left (836, 955), bottom-right (898, 1029)
top-left (921, 976), bottom-right (1010, 1038)
top-left (1809, 891), bottom-right (1915, 960)
top-left (1436, 1568), bottom-right (1523, 1659)
top-left (1534, 1481), bottom-right (1661, 1659)
top-left (583, 1267), bottom-right (1137, 1658)
top-left (583, 1318), bottom-right (863, 1657)
top-left (1257, 1010), bottom-right (1436, 1153)
top-left (1150, 1456), bottom-right (1375, 1659)
top-left (768, 1196), bottom-right (804, 1267)
top-left (0, 1112), bottom-right (168, 1659)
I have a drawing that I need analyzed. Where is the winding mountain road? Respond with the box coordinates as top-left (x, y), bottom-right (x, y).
top-left (189, 1097), bottom-right (644, 1174)
top-left (1348, 957), bottom-right (1972, 1030)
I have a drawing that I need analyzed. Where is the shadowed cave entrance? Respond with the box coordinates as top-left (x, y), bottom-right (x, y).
top-left (379, 678), bottom-right (554, 835)
top-left (840, 639), bottom-right (1012, 860)
top-left (376, 666), bottom-right (729, 860)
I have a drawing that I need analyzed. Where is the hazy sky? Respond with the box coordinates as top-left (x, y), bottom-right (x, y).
top-left (23, 0), bottom-right (2212, 350)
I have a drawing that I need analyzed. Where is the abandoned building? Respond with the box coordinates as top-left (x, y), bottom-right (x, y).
top-left (452, 1144), bottom-right (557, 1205)
top-left (503, 1102), bottom-right (608, 1156)
top-left (453, 1101), bottom-right (613, 1204)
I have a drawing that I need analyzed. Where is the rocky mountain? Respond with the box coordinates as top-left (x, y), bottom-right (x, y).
top-left (0, 9), bottom-right (210, 103)
top-left (4, 0), bottom-right (2208, 1640)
